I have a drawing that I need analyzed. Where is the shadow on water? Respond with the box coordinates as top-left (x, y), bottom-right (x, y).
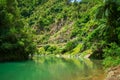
top-left (0, 56), bottom-right (105, 80)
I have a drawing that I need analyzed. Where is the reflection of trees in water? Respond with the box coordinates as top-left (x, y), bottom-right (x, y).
top-left (33, 56), bottom-right (104, 79)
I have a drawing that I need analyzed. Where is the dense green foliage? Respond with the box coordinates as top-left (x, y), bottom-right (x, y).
top-left (0, 0), bottom-right (120, 67)
top-left (0, 0), bottom-right (37, 61)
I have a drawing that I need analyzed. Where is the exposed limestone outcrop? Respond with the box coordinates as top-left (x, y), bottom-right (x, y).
top-left (106, 65), bottom-right (120, 80)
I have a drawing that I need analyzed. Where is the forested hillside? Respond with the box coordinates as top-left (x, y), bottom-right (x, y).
top-left (0, 0), bottom-right (120, 68)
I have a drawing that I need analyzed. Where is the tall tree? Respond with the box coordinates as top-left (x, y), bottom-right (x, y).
top-left (96, 0), bottom-right (120, 42)
top-left (0, 0), bottom-right (37, 61)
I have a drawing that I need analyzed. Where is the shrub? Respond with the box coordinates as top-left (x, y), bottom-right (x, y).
top-left (103, 43), bottom-right (120, 67)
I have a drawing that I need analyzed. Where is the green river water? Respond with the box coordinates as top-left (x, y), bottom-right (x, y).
top-left (0, 56), bottom-right (105, 80)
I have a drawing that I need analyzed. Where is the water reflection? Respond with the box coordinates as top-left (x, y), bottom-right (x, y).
top-left (0, 56), bottom-right (105, 80)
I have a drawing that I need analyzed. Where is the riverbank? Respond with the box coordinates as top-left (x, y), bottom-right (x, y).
top-left (106, 65), bottom-right (120, 80)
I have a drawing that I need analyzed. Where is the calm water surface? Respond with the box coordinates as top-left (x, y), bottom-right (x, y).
top-left (0, 56), bottom-right (105, 80)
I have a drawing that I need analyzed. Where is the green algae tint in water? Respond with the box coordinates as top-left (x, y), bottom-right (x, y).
top-left (0, 57), bottom-right (105, 80)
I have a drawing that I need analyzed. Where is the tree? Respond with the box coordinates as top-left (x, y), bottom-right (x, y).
top-left (96, 0), bottom-right (120, 43)
top-left (0, 0), bottom-right (37, 61)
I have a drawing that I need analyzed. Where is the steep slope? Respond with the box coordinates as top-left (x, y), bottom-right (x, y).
top-left (25, 0), bottom-right (94, 55)
top-left (22, 0), bottom-right (97, 56)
